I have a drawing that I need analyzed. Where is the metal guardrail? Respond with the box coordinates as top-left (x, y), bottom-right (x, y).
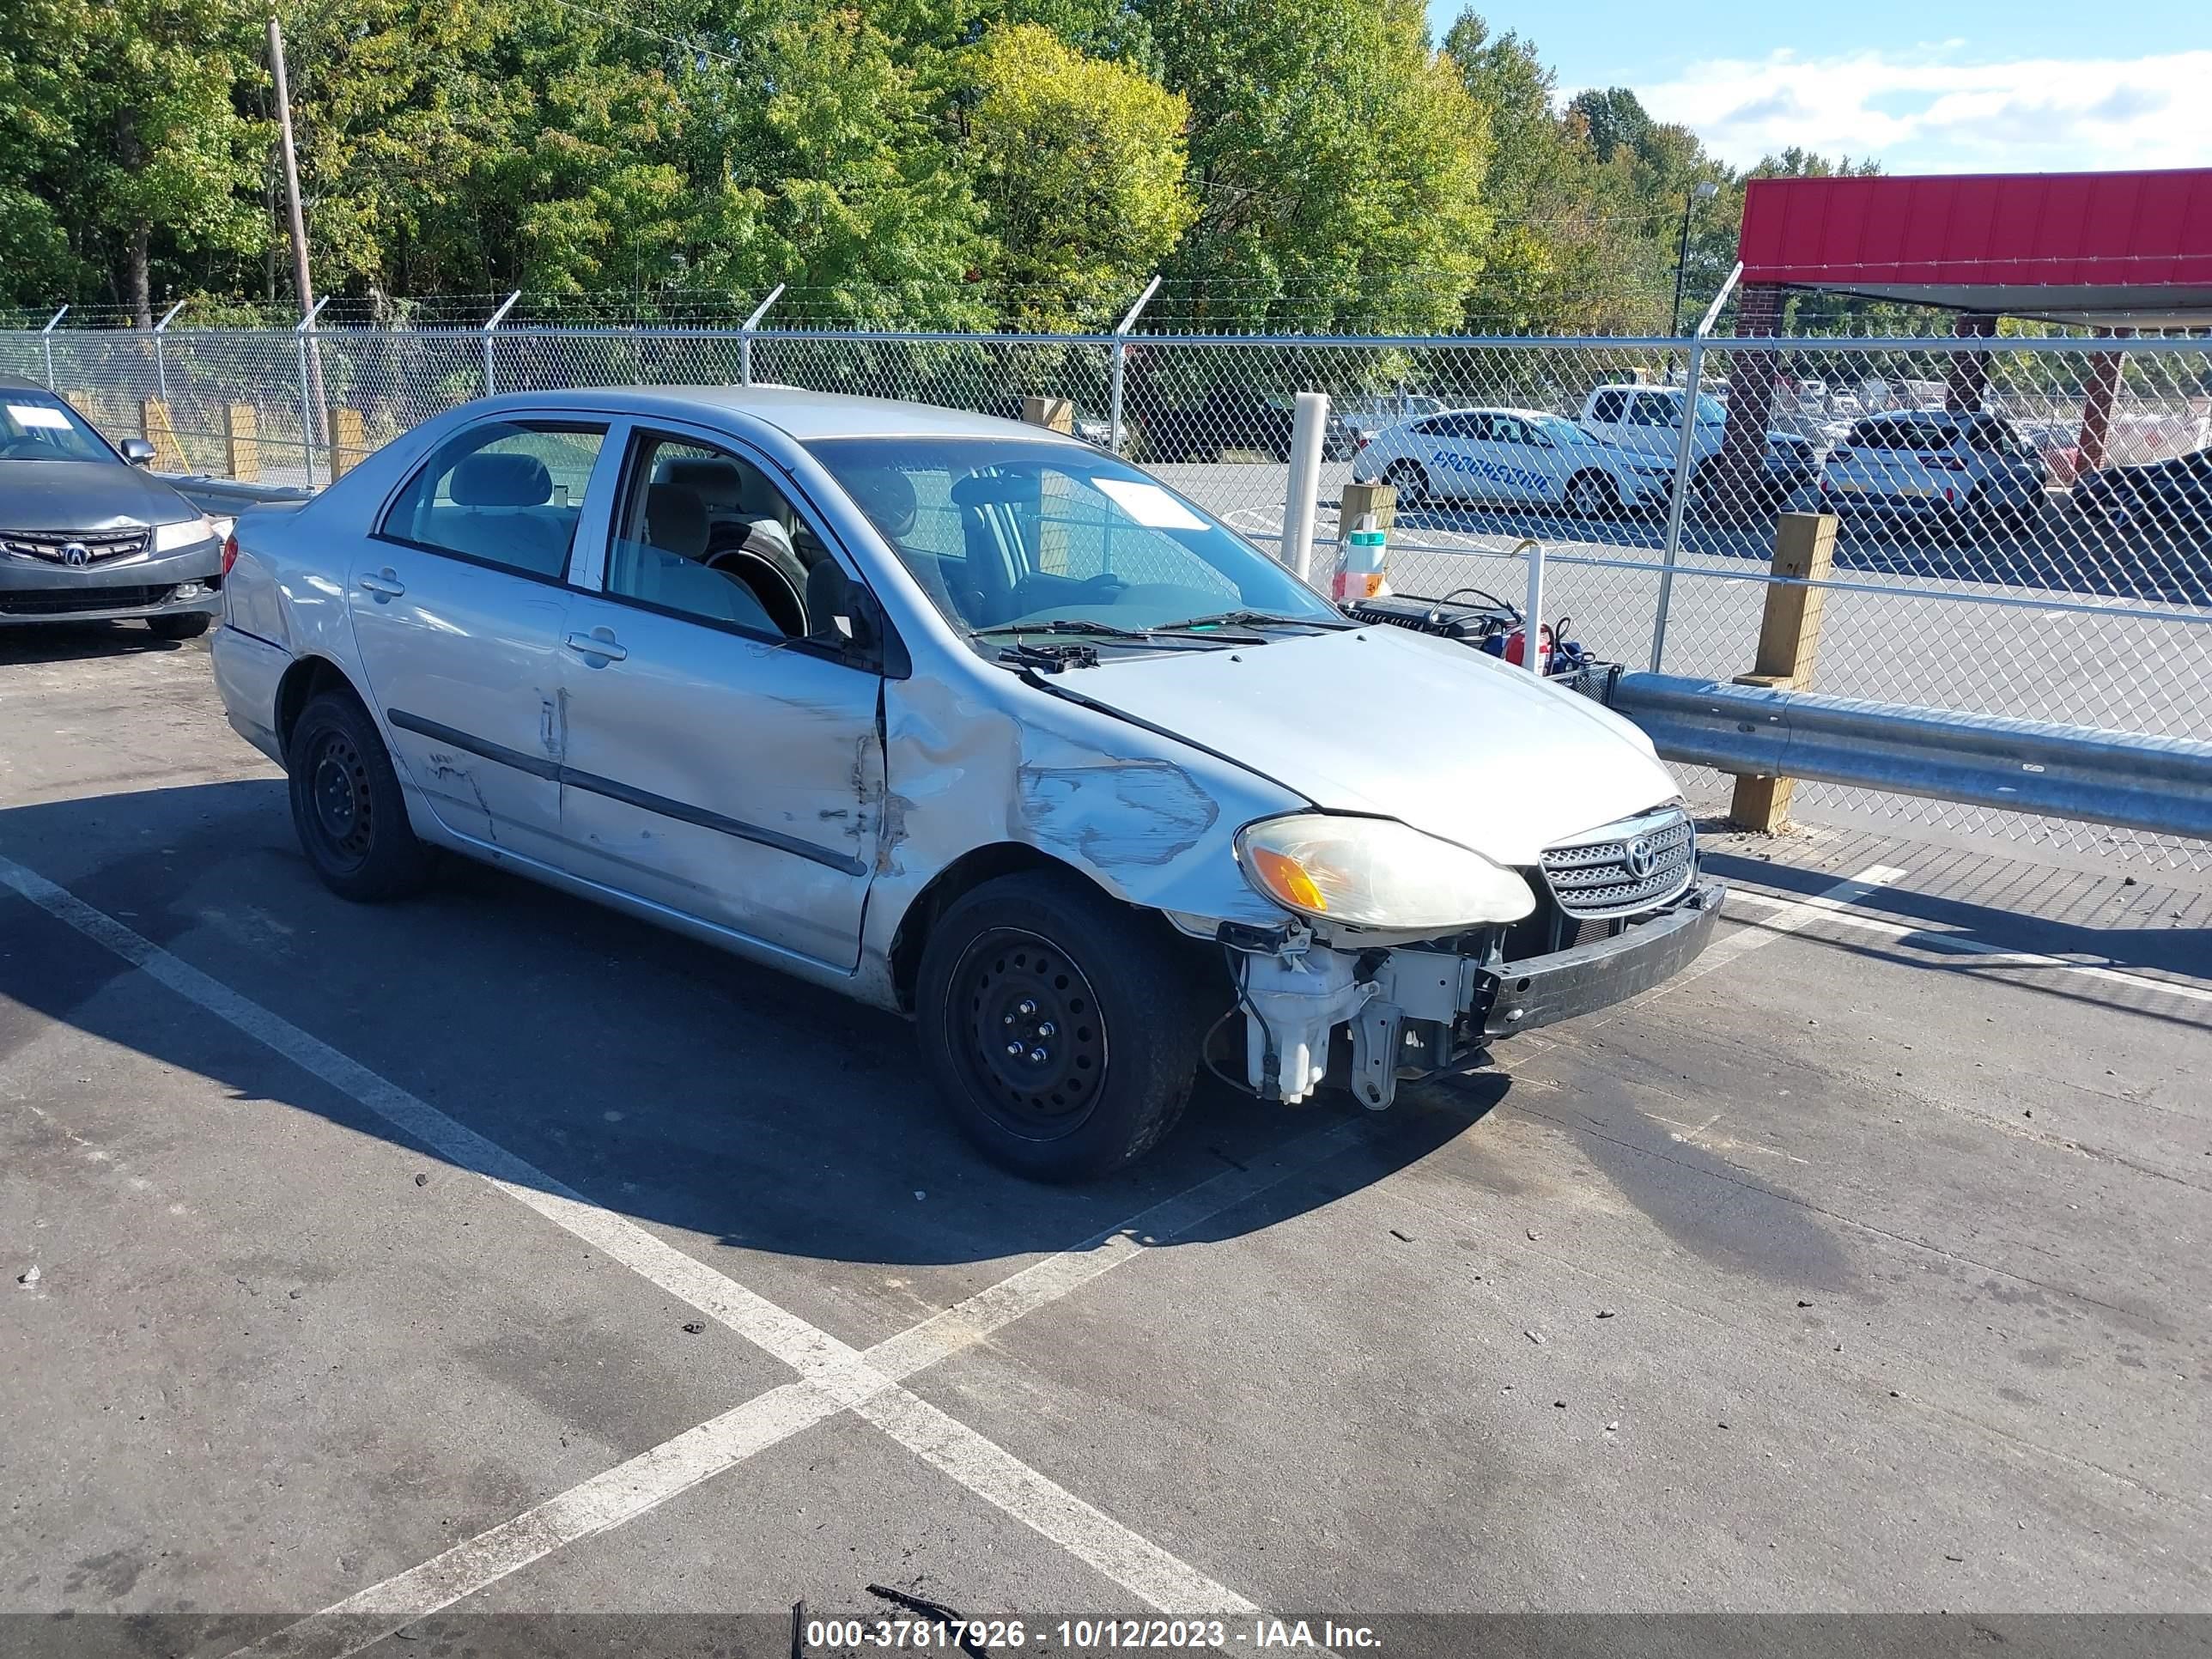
top-left (1611, 672), bottom-right (2212, 842)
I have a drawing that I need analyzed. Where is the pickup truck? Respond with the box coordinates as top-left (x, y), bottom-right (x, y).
top-left (1578, 384), bottom-right (1820, 504)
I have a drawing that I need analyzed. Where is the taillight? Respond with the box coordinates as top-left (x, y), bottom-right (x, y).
top-left (221, 532), bottom-right (240, 576)
top-left (1354, 434), bottom-right (1370, 453)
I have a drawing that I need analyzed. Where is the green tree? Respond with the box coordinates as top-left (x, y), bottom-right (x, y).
top-left (963, 23), bottom-right (1195, 328)
top-left (0, 0), bottom-right (267, 319)
top-left (1146, 0), bottom-right (1490, 335)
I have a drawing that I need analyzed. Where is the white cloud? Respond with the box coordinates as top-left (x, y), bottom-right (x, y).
top-left (1624, 47), bottom-right (2212, 173)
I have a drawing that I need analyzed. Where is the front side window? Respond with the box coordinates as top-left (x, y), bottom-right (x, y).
top-left (602, 433), bottom-right (831, 638)
top-left (383, 421), bottom-right (605, 579)
top-left (808, 436), bottom-right (1341, 637)
top-left (0, 393), bottom-right (114, 464)
top-left (1589, 391), bottom-right (1627, 423)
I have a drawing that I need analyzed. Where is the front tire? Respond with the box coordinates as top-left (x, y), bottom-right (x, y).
top-left (146, 612), bottom-right (210, 641)
top-left (285, 690), bottom-right (433, 902)
top-left (915, 871), bottom-right (1212, 1182)
top-left (1564, 471), bottom-right (1620, 518)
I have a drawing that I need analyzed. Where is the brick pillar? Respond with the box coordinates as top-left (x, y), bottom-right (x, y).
top-left (1946, 312), bottom-right (1998, 413)
top-left (1717, 282), bottom-right (1784, 502)
top-left (2076, 329), bottom-right (2129, 472)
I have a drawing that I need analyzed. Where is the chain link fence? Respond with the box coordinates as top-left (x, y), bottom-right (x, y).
top-left (4, 315), bottom-right (2206, 871)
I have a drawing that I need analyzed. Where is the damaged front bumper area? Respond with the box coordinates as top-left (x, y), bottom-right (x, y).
top-left (1232, 878), bottom-right (1725, 1110)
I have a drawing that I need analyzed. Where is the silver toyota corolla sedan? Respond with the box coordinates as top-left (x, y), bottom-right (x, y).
top-left (210, 387), bottom-right (1721, 1179)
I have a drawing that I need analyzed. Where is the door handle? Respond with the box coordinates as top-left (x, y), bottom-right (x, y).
top-left (564, 629), bottom-right (627, 662)
top-left (357, 570), bottom-right (405, 599)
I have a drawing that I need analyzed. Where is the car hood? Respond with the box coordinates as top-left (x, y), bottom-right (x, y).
top-left (0, 460), bottom-right (198, 532)
top-left (1068, 623), bottom-right (1682, 866)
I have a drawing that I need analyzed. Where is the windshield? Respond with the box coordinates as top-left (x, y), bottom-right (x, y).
top-left (806, 436), bottom-right (1343, 640)
top-left (0, 393), bottom-right (115, 463)
top-left (1693, 394), bottom-right (1728, 426)
top-left (1532, 416), bottom-right (1593, 447)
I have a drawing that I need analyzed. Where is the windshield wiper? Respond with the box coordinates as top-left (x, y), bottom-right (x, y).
top-left (972, 617), bottom-right (1156, 641)
top-left (1152, 609), bottom-right (1352, 634)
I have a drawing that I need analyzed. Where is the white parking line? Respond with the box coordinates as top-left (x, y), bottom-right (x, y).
top-left (1691, 863), bottom-right (1910, 982)
top-left (0, 852), bottom-right (1365, 1654)
top-left (1723, 884), bottom-right (2212, 1008)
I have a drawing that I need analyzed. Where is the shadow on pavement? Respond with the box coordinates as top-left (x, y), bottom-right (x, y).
top-left (0, 778), bottom-right (1487, 1272)
top-left (0, 621), bottom-right (191, 664)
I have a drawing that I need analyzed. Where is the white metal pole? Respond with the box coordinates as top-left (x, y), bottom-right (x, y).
top-left (1650, 261), bottom-right (1745, 673)
top-left (738, 283), bottom-right (784, 386)
top-left (152, 299), bottom-right (185, 403)
top-left (295, 294), bottom-right (330, 485)
top-left (40, 305), bottom-right (67, 388)
top-left (1279, 391), bottom-right (1329, 581)
top-left (1517, 538), bottom-right (1547, 677)
top-left (1109, 273), bottom-right (1161, 455)
top-left (483, 289), bottom-right (520, 398)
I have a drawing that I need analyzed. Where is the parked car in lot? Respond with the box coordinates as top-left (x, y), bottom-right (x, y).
top-left (1577, 383), bottom-right (1820, 502)
top-left (1819, 410), bottom-right (2047, 530)
top-left (211, 387), bottom-right (1720, 1179)
top-left (0, 375), bottom-right (228, 636)
top-left (1352, 406), bottom-right (1670, 516)
top-left (1337, 392), bottom-right (1451, 441)
top-left (1139, 389), bottom-right (1359, 464)
top-left (2071, 446), bottom-right (2212, 544)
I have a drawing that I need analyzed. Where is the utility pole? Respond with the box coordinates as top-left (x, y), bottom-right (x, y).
top-left (268, 15), bottom-right (326, 449)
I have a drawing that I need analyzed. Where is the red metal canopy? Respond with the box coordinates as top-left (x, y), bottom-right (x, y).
top-left (1737, 169), bottom-right (2212, 326)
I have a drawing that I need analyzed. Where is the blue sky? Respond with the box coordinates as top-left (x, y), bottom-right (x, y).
top-left (1425, 0), bottom-right (2212, 173)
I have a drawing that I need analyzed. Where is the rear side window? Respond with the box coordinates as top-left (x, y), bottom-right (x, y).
top-left (1589, 391), bottom-right (1627, 423)
top-left (382, 422), bottom-right (606, 579)
top-left (1626, 394), bottom-right (1678, 428)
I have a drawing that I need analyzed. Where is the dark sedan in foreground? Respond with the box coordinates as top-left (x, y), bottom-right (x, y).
top-left (2073, 446), bottom-right (2212, 546)
top-left (0, 375), bottom-right (228, 636)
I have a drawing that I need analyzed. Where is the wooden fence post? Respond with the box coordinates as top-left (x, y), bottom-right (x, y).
top-left (329, 408), bottom-right (368, 478)
top-left (225, 404), bottom-right (260, 482)
top-left (1729, 509), bottom-right (1838, 833)
top-left (139, 397), bottom-right (189, 472)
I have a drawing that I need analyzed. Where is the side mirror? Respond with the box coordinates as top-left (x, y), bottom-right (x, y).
top-left (120, 437), bottom-right (157, 468)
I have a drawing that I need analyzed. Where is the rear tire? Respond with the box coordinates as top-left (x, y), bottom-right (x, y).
top-left (915, 871), bottom-right (1212, 1182)
top-left (1382, 459), bottom-right (1431, 508)
top-left (146, 612), bottom-right (210, 641)
top-left (285, 690), bottom-right (434, 902)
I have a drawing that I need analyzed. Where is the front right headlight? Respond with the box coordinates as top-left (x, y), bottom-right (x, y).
top-left (1236, 814), bottom-right (1535, 932)
top-left (152, 514), bottom-right (221, 553)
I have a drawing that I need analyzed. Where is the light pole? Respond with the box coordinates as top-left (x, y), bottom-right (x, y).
top-left (1669, 179), bottom-right (1721, 341)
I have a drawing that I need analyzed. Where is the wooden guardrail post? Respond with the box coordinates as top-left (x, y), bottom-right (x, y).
top-left (225, 404), bottom-right (261, 481)
top-left (1729, 510), bottom-right (1838, 832)
top-left (140, 397), bottom-right (189, 472)
top-left (1021, 395), bottom-right (1074, 434)
top-left (329, 407), bottom-right (368, 478)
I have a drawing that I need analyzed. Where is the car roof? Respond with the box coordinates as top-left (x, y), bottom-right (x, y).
top-left (0, 374), bottom-right (62, 395)
top-left (483, 385), bottom-right (1075, 445)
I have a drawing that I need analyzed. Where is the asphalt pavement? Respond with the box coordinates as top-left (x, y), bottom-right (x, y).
top-left (2, 625), bottom-right (2208, 1657)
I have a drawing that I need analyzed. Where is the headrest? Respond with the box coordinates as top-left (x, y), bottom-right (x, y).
top-left (645, 483), bottom-right (709, 561)
top-left (658, 458), bottom-right (746, 508)
top-left (451, 451), bottom-right (553, 507)
top-left (844, 465), bottom-right (918, 539)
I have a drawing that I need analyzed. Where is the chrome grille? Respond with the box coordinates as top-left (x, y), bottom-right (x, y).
top-left (1540, 805), bottom-right (1695, 919)
top-left (2, 527), bottom-right (151, 565)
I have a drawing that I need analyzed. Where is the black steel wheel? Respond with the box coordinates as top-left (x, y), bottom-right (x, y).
top-left (947, 927), bottom-right (1109, 1139)
top-left (285, 690), bottom-right (433, 902)
top-left (915, 871), bottom-right (1214, 1182)
top-left (1565, 470), bottom-right (1619, 518)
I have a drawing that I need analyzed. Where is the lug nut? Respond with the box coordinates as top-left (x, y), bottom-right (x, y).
top-left (1006, 1042), bottom-right (1024, 1056)
top-left (1036, 1021), bottom-right (1055, 1037)
top-left (1017, 1000), bottom-right (1037, 1018)
top-left (1028, 1048), bottom-right (1048, 1064)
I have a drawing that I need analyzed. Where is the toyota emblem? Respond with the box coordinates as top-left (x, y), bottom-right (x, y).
top-left (1624, 836), bottom-right (1656, 879)
top-left (61, 542), bottom-right (91, 568)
